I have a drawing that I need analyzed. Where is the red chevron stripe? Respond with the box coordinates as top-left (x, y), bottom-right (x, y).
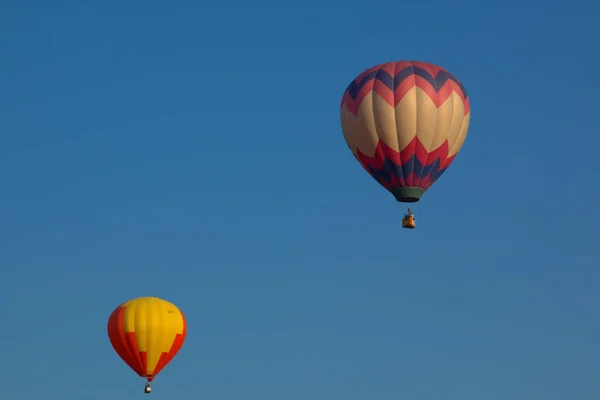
top-left (357, 137), bottom-right (454, 169)
top-left (341, 62), bottom-right (470, 115)
top-left (342, 77), bottom-right (466, 114)
top-left (342, 83), bottom-right (372, 115)
top-left (343, 82), bottom-right (469, 116)
top-left (410, 61), bottom-right (444, 77)
top-left (356, 137), bottom-right (457, 187)
top-left (372, 78), bottom-right (393, 106)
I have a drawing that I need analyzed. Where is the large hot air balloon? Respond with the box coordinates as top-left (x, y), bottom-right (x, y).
top-left (107, 297), bottom-right (187, 394)
top-left (340, 60), bottom-right (470, 229)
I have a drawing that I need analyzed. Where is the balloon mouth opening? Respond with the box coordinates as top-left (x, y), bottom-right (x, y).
top-left (391, 187), bottom-right (425, 203)
top-left (396, 196), bottom-right (420, 203)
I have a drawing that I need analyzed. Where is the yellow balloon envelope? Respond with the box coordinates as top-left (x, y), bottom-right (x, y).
top-left (107, 297), bottom-right (187, 387)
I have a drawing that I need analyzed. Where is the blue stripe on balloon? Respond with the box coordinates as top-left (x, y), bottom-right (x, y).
top-left (346, 66), bottom-right (467, 100)
top-left (366, 155), bottom-right (448, 189)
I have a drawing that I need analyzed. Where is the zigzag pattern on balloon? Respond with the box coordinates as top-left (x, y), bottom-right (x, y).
top-left (356, 137), bottom-right (456, 191)
top-left (341, 61), bottom-right (470, 116)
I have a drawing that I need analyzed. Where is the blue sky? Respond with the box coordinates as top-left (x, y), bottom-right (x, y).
top-left (1, 0), bottom-right (599, 399)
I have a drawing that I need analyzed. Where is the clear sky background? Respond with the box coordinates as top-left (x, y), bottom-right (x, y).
top-left (1, 1), bottom-right (599, 399)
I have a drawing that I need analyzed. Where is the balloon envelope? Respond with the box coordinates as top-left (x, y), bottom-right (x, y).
top-left (107, 297), bottom-right (187, 382)
top-left (340, 60), bottom-right (470, 202)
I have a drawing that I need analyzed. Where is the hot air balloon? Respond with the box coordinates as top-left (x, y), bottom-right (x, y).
top-left (107, 297), bottom-right (187, 394)
top-left (340, 60), bottom-right (470, 229)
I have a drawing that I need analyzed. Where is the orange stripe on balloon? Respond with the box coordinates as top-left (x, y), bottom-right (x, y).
top-left (107, 305), bottom-right (147, 377)
top-left (108, 307), bottom-right (137, 373)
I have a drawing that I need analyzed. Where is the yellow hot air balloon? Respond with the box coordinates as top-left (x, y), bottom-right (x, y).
top-left (107, 297), bottom-right (187, 394)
